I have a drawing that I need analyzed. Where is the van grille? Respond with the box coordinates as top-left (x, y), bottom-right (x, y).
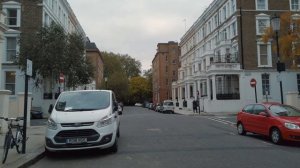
top-left (61, 122), bottom-right (94, 127)
top-left (54, 129), bottom-right (100, 143)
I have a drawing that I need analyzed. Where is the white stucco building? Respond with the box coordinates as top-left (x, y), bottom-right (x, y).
top-left (172, 0), bottom-right (300, 113)
top-left (0, 0), bottom-right (86, 114)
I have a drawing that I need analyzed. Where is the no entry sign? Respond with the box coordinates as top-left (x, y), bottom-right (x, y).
top-left (250, 78), bottom-right (256, 88)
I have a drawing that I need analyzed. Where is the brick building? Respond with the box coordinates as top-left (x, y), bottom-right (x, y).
top-left (172, 0), bottom-right (300, 113)
top-left (86, 38), bottom-right (104, 89)
top-left (152, 41), bottom-right (180, 105)
top-left (0, 0), bottom-right (87, 114)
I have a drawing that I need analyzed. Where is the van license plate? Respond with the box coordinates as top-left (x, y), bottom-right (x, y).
top-left (66, 138), bottom-right (87, 144)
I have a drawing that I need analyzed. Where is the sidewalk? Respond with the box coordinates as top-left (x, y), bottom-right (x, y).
top-left (0, 126), bottom-right (46, 168)
top-left (174, 107), bottom-right (237, 116)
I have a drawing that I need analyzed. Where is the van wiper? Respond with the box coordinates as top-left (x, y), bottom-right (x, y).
top-left (64, 108), bottom-right (98, 112)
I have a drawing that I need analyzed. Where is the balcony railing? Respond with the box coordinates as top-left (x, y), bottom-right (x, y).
top-left (207, 53), bottom-right (241, 71)
top-left (212, 53), bottom-right (239, 63)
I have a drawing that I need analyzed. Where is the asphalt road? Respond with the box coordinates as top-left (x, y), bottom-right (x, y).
top-left (30, 106), bottom-right (300, 168)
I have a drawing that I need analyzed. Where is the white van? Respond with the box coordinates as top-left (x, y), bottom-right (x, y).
top-left (45, 90), bottom-right (121, 154)
top-left (162, 100), bottom-right (175, 114)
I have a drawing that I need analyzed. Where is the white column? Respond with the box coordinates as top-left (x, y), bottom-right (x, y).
top-left (212, 75), bottom-right (216, 100)
top-left (0, 90), bottom-right (11, 133)
top-left (194, 81), bottom-right (197, 98)
top-left (207, 78), bottom-right (211, 100)
top-left (185, 83), bottom-right (188, 99)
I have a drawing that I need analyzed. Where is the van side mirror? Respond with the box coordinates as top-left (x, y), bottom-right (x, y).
top-left (48, 104), bottom-right (53, 114)
top-left (113, 102), bottom-right (118, 112)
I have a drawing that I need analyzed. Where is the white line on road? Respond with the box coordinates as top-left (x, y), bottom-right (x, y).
top-left (206, 117), bottom-right (236, 126)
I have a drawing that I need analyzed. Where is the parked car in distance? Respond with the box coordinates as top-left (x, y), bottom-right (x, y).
top-left (45, 90), bottom-right (121, 155)
top-left (237, 102), bottom-right (300, 144)
top-left (155, 103), bottom-right (163, 112)
top-left (148, 103), bottom-right (155, 110)
top-left (31, 107), bottom-right (43, 119)
top-left (135, 103), bottom-right (143, 107)
top-left (162, 100), bottom-right (175, 114)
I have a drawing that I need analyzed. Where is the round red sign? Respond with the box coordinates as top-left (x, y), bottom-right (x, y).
top-left (59, 73), bottom-right (64, 83)
top-left (250, 78), bottom-right (256, 87)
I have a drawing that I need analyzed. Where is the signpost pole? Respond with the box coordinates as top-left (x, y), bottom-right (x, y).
top-left (254, 85), bottom-right (257, 103)
top-left (250, 78), bottom-right (257, 103)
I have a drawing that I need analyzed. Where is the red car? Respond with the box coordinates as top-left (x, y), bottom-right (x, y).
top-left (237, 102), bottom-right (300, 144)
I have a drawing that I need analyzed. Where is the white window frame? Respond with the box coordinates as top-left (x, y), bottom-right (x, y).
top-left (3, 2), bottom-right (21, 27)
top-left (5, 71), bottom-right (16, 95)
top-left (256, 0), bottom-right (268, 10)
top-left (257, 41), bottom-right (272, 67)
top-left (291, 0), bottom-right (300, 11)
top-left (4, 34), bottom-right (19, 63)
top-left (256, 14), bottom-right (270, 35)
top-left (231, 0), bottom-right (236, 14)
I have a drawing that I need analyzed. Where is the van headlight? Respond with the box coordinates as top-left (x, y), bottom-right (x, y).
top-left (284, 122), bottom-right (300, 130)
top-left (97, 116), bottom-right (112, 128)
top-left (47, 118), bottom-right (57, 130)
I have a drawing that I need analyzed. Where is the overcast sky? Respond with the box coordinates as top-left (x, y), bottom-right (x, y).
top-left (68, 0), bottom-right (213, 71)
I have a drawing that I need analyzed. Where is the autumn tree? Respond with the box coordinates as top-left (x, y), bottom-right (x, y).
top-left (262, 12), bottom-right (300, 69)
top-left (129, 76), bottom-right (152, 104)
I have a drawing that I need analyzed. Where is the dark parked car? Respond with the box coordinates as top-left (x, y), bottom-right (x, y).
top-left (237, 102), bottom-right (300, 144)
top-left (31, 107), bottom-right (43, 119)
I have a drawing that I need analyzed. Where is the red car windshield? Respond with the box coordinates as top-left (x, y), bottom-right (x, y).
top-left (269, 105), bottom-right (300, 117)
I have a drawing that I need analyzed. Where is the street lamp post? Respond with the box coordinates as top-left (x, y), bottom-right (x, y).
top-left (271, 14), bottom-right (285, 104)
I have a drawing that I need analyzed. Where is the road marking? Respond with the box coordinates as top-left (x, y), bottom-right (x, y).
top-left (206, 117), bottom-right (236, 126)
top-left (147, 128), bottom-right (161, 132)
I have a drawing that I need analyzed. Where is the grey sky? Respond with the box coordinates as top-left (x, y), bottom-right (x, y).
top-left (68, 0), bottom-right (213, 71)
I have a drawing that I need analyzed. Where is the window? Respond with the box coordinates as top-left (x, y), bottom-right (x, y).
top-left (223, 6), bottom-right (227, 21)
top-left (243, 105), bottom-right (254, 114)
top-left (200, 81), bottom-right (207, 97)
top-left (6, 37), bottom-right (17, 62)
top-left (257, 42), bottom-right (272, 67)
top-left (232, 22), bottom-right (237, 36)
top-left (231, 0), bottom-right (236, 14)
top-left (7, 9), bottom-right (17, 26)
top-left (44, 12), bottom-right (50, 26)
top-left (3, 2), bottom-right (21, 27)
top-left (215, 75), bottom-right (240, 100)
top-left (214, 14), bottom-right (219, 27)
top-left (256, 18), bottom-right (269, 35)
top-left (256, 0), bottom-right (268, 10)
top-left (291, 0), bottom-right (300, 10)
top-left (262, 73), bottom-right (270, 95)
top-left (5, 71), bottom-right (16, 95)
top-left (253, 105), bottom-right (266, 115)
top-left (166, 66), bottom-right (168, 72)
top-left (297, 74), bottom-right (300, 94)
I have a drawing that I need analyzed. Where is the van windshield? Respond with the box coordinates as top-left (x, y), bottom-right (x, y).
top-left (55, 91), bottom-right (110, 112)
